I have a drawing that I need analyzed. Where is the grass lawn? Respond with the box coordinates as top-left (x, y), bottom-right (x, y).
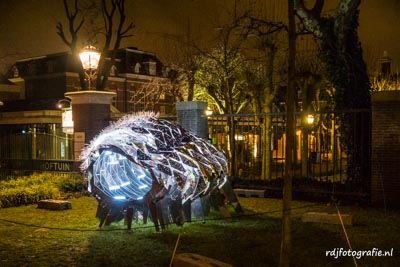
top-left (0, 196), bottom-right (398, 267)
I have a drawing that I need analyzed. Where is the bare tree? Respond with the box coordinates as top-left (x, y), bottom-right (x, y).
top-left (127, 77), bottom-right (173, 113)
top-left (95, 0), bottom-right (134, 90)
top-left (295, 48), bottom-right (324, 177)
top-left (371, 76), bottom-right (400, 91)
top-left (194, 14), bottom-right (254, 176)
top-left (162, 24), bottom-right (200, 102)
top-left (57, 0), bottom-right (134, 91)
top-left (56, 0), bottom-right (86, 89)
top-left (239, 14), bottom-right (287, 180)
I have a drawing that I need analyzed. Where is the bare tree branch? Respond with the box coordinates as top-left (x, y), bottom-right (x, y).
top-left (294, 0), bottom-right (325, 38)
top-left (128, 78), bottom-right (172, 112)
top-left (57, 0), bottom-right (86, 89)
top-left (95, 0), bottom-right (135, 90)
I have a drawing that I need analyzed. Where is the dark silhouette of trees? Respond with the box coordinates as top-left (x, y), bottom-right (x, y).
top-left (295, 0), bottom-right (371, 190)
top-left (56, 0), bottom-right (86, 90)
top-left (57, 0), bottom-right (134, 91)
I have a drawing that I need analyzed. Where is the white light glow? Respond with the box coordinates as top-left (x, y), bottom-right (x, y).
top-left (235, 134), bottom-right (245, 141)
top-left (79, 45), bottom-right (100, 70)
top-left (307, 114), bottom-right (314, 124)
top-left (62, 110), bottom-right (74, 128)
top-left (109, 185), bottom-right (121, 190)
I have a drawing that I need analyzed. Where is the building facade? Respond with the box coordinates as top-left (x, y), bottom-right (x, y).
top-left (0, 47), bottom-right (175, 173)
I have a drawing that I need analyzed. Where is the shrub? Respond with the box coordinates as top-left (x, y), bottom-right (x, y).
top-left (56, 173), bottom-right (86, 193)
top-left (0, 172), bottom-right (86, 208)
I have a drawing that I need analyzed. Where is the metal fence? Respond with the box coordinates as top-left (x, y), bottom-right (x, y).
top-left (208, 110), bottom-right (371, 201)
top-left (0, 111), bottom-right (370, 201)
top-left (0, 132), bottom-right (74, 175)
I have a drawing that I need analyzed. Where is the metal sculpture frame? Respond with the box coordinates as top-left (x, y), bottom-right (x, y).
top-left (80, 112), bottom-right (243, 231)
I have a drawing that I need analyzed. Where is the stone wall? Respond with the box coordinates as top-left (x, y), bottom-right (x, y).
top-left (371, 91), bottom-right (400, 208)
top-left (176, 101), bottom-right (208, 139)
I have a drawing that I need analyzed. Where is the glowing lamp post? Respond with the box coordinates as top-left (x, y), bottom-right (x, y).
top-left (79, 45), bottom-right (101, 90)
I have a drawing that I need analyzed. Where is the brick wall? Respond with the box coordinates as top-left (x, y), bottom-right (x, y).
top-left (65, 91), bottom-right (116, 162)
top-left (72, 103), bottom-right (110, 142)
top-left (371, 91), bottom-right (400, 207)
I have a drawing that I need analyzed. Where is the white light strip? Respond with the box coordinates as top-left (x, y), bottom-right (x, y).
top-left (109, 185), bottom-right (121, 190)
top-left (121, 181), bottom-right (130, 187)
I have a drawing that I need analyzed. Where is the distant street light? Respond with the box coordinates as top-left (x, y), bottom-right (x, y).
top-left (57, 99), bottom-right (71, 109)
top-left (205, 107), bottom-right (213, 116)
top-left (307, 114), bottom-right (314, 125)
top-left (79, 45), bottom-right (101, 90)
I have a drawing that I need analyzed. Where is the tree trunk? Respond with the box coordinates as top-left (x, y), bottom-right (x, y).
top-left (280, 0), bottom-right (296, 266)
top-left (261, 106), bottom-right (272, 180)
top-left (261, 45), bottom-right (277, 180)
top-left (228, 116), bottom-right (237, 177)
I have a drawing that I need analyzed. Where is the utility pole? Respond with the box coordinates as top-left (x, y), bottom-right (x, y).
top-left (280, 0), bottom-right (296, 266)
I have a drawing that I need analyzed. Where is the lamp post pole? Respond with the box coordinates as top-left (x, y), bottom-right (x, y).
top-left (65, 45), bottom-right (115, 165)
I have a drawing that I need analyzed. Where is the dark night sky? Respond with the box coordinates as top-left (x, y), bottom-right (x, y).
top-left (0, 0), bottom-right (399, 74)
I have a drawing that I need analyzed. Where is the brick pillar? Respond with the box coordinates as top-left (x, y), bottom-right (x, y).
top-left (176, 101), bottom-right (208, 139)
top-left (65, 91), bottom-right (116, 161)
top-left (371, 91), bottom-right (400, 208)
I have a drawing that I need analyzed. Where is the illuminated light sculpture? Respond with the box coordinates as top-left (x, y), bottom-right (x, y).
top-left (80, 112), bottom-right (243, 231)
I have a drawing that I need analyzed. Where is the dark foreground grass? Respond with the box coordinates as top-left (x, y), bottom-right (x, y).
top-left (0, 196), bottom-right (399, 267)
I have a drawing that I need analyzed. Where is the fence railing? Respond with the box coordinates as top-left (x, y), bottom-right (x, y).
top-left (0, 133), bottom-right (73, 160)
top-left (0, 133), bottom-right (74, 175)
top-left (0, 111), bottom-right (370, 201)
top-left (208, 110), bottom-right (370, 194)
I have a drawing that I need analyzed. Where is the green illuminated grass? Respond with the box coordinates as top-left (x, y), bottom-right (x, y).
top-left (0, 196), bottom-right (398, 266)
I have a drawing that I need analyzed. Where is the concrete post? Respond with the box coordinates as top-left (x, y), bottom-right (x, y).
top-left (176, 101), bottom-right (208, 139)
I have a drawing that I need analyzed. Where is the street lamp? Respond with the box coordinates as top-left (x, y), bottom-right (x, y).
top-left (79, 45), bottom-right (101, 90)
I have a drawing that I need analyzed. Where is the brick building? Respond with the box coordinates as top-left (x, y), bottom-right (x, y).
top-left (0, 47), bottom-right (175, 171)
top-left (1, 47), bottom-right (174, 115)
